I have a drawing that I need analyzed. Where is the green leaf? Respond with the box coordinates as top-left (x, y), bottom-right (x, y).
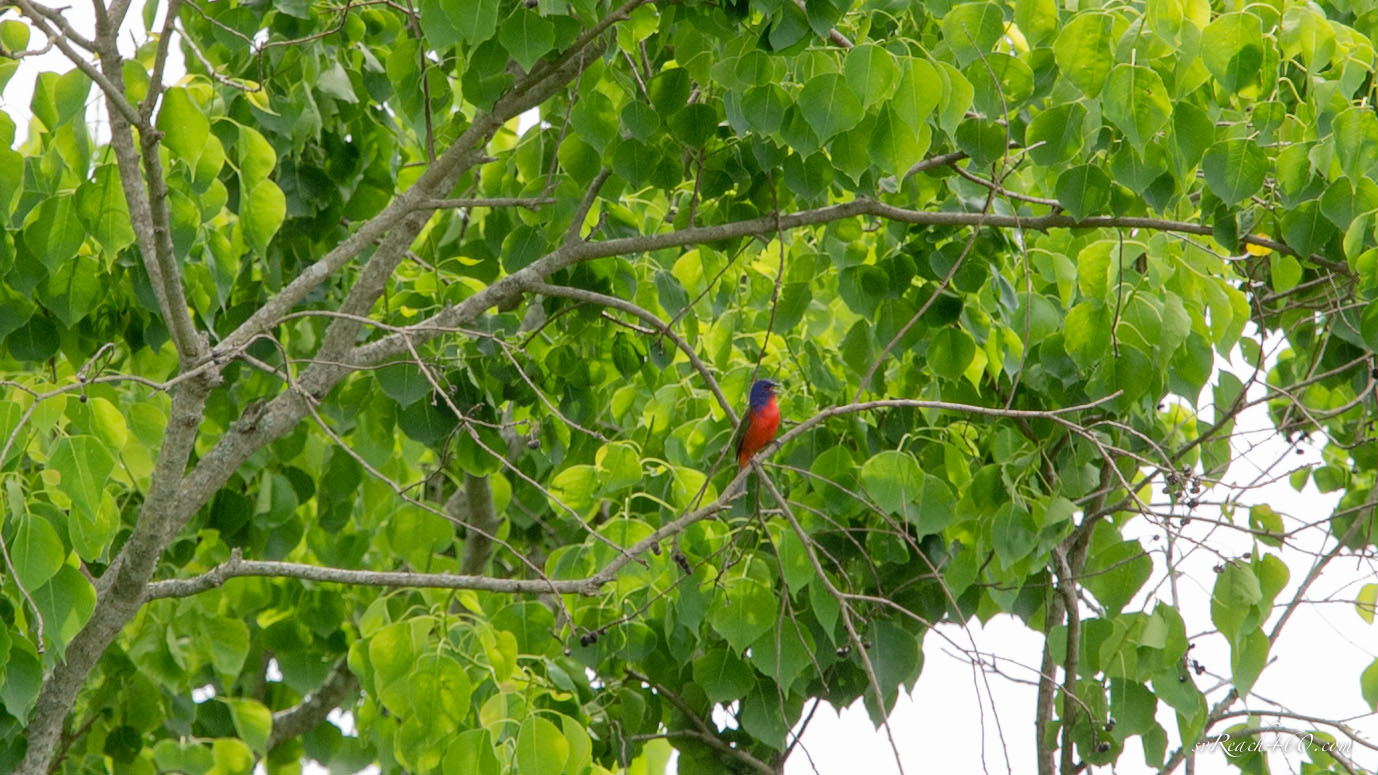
top-left (376, 363), bottom-right (432, 406)
top-left (991, 503), bottom-right (1036, 568)
top-left (237, 124), bottom-right (277, 187)
top-left (1083, 537), bottom-right (1152, 613)
top-left (397, 398), bottom-right (460, 445)
top-left (1172, 101), bottom-right (1214, 170)
top-left (315, 61), bottom-right (357, 103)
top-left (10, 500), bottom-right (65, 591)
top-left (1053, 13), bottom-right (1116, 96)
top-left (965, 53), bottom-right (1034, 116)
top-left (692, 648), bottom-right (755, 703)
top-left (928, 327), bottom-right (976, 380)
top-left (42, 254), bottom-right (102, 328)
top-left (242, 179), bottom-right (286, 254)
top-left (1363, 658), bottom-right (1378, 710)
top-left (1150, 668), bottom-right (1204, 720)
top-left (1062, 302), bottom-right (1110, 369)
top-left (1268, 254), bottom-right (1302, 294)
top-left (859, 450), bottom-right (923, 517)
top-left (23, 194), bottom-right (84, 270)
top-left (419, 0), bottom-right (461, 49)
top-left (936, 62), bottom-right (973, 135)
top-left (620, 101), bottom-right (659, 141)
top-left (863, 619), bottom-right (921, 719)
top-left (596, 442), bottom-right (642, 492)
top-left (156, 87), bottom-right (210, 162)
top-left (749, 625), bottom-right (813, 690)
top-left (1211, 561), bottom-right (1262, 645)
top-left (1015, 0), bottom-right (1059, 45)
top-left (1202, 139), bottom-right (1266, 205)
top-left (406, 654), bottom-right (472, 726)
top-left (1201, 12), bottom-right (1263, 94)
top-left (1248, 504), bottom-right (1284, 547)
top-left (516, 716), bottom-right (567, 775)
top-left (612, 138), bottom-right (656, 188)
top-left (773, 527), bottom-right (813, 591)
top-left (444, 730), bottom-right (501, 775)
top-left (203, 618), bottom-right (251, 681)
top-left (1332, 108), bottom-right (1378, 181)
top-left (1230, 630), bottom-right (1268, 697)
top-left (1280, 5), bottom-right (1335, 69)
top-left (1355, 302), bottom-right (1378, 350)
top-left (32, 564), bottom-right (95, 657)
top-left (1027, 103), bottom-right (1087, 166)
top-left (223, 695), bottom-right (268, 750)
top-left (797, 73), bottom-right (863, 143)
top-left (76, 165), bottom-right (136, 254)
top-left (892, 57), bottom-right (941, 130)
top-left (500, 10), bottom-right (555, 72)
top-left (0, 146), bottom-right (19, 215)
top-left (955, 118), bottom-right (1007, 168)
top-left (1357, 583), bottom-right (1378, 625)
top-left (549, 465), bottom-right (599, 515)
top-left (844, 44), bottom-right (898, 108)
top-left (0, 645), bottom-right (41, 721)
top-left (1108, 679), bottom-right (1156, 737)
top-left (707, 564), bottom-right (779, 653)
top-left (742, 85), bottom-right (789, 136)
top-left (1102, 65), bottom-right (1171, 150)
top-left (1055, 164), bottom-right (1111, 220)
top-left (0, 19), bottom-right (30, 52)
top-left (941, 2), bottom-right (1005, 67)
top-left (5, 315), bottom-right (59, 362)
top-left (668, 103), bottom-right (717, 147)
top-left (619, 4), bottom-right (660, 50)
top-left (211, 738), bottom-right (254, 775)
top-left (454, 0), bottom-right (499, 45)
top-left (1281, 200), bottom-right (1333, 257)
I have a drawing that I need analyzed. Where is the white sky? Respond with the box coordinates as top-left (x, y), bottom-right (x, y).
top-left (6, 9), bottom-right (1376, 775)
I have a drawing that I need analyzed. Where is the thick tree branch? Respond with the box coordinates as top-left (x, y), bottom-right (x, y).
top-left (88, 0), bottom-right (206, 364)
top-left (215, 27), bottom-right (610, 361)
top-left (1053, 544), bottom-right (1086, 775)
top-left (18, 385), bottom-right (210, 775)
top-left (456, 474), bottom-right (500, 576)
top-left (15, 33), bottom-right (626, 772)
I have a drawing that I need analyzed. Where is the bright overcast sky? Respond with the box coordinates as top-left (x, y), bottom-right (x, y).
top-left (5, 9), bottom-right (1377, 775)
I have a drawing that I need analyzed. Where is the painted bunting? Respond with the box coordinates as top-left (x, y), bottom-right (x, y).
top-left (736, 379), bottom-right (780, 468)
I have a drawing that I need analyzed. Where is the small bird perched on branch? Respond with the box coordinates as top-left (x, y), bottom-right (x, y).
top-left (736, 379), bottom-right (780, 469)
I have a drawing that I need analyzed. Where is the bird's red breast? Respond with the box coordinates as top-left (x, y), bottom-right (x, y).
top-left (737, 397), bottom-right (780, 468)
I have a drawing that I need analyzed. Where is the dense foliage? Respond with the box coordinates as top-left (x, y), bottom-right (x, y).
top-left (3, 0), bottom-right (1378, 773)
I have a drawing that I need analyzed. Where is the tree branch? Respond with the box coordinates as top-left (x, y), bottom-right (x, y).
top-left (529, 281), bottom-right (736, 421)
top-left (266, 659), bottom-right (359, 750)
top-left (143, 550), bottom-right (604, 599)
top-left (353, 191), bottom-right (1345, 373)
top-left (214, 28), bottom-right (610, 360)
top-left (456, 474), bottom-right (499, 576)
top-left (18, 385), bottom-right (211, 775)
top-left (8, 0), bottom-right (137, 126)
top-left (88, 0), bottom-right (207, 364)
top-left (1156, 494), bottom-right (1375, 775)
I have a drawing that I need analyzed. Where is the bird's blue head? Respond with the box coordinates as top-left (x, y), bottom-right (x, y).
top-left (748, 379), bottom-right (779, 410)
